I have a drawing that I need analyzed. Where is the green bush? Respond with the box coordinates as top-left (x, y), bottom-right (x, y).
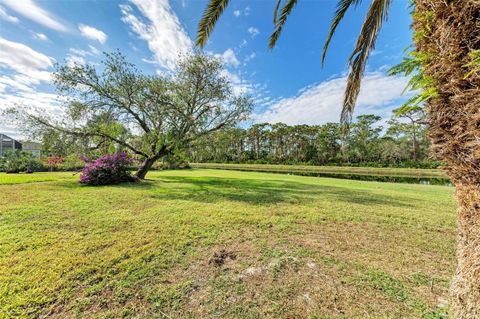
top-left (153, 152), bottom-right (190, 170)
top-left (0, 150), bottom-right (45, 173)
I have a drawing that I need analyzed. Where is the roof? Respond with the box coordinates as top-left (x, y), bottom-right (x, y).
top-left (0, 133), bottom-right (17, 141)
top-left (0, 133), bottom-right (21, 145)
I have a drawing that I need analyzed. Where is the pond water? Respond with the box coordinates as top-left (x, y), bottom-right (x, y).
top-left (297, 172), bottom-right (452, 186)
top-left (200, 167), bottom-right (452, 186)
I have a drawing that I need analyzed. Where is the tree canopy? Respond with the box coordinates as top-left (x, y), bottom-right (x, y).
top-left (8, 52), bottom-right (252, 179)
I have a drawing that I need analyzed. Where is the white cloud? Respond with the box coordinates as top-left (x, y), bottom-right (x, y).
top-left (33, 33), bottom-right (48, 41)
top-left (221, 70), bottom-right (253, 96)
top-left (66, 54), bottom-right (86, 67)
top-left (12, 71), bottom-right (51, 87)
top-left (244, 52), bottom-right (256, 64)
top-left (0, 5), bottom-right (19, 23)
top-left (2, 0), bottom-right (67, 31)
top-left (0, 38), bottom-right (54, 132)
top-left (0, 91), bottom-right (59, 111)
top-left (0, 39), bottom-right (64, 138)
top-left (248, 27), bottom-right (259, 38)
top-left (69, 46), bottom-right (100, 57)
top-left (0, 91), bottom-right (62, 139)
top-left (120, 0), bottom-right (192, 71)
top-left (120, 0), bottom-right (255, 99)
top-left (239, 39), bottom-right (248, 48)
top-left (215, 48), bottom-right (239, 68)
top-left (233, 10), bottom-right (241, 17)
top-left (78, 24), bottom-right (107, 44)
top-left (0, 38), bottom-right (53, 73)
top-left (88, 45), bottom-right (100, 55)
top-left (244, 6), bottom-right (250, 16)
top-left (69, 48), bottom-right (89, 57)
top-left (141, 58), bottom-right (157, 64)
top-left (255, 72), bottom-right (411, 125)
top-left (0, 75), bottom-right (34, 93)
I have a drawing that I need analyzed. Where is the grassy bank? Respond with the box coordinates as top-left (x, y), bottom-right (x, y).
top-left (0, 170), bottom-right (455, 318)
top-left (191, 163), bottom-right (450, 184)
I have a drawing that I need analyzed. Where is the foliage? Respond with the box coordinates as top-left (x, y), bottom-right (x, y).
top-left (189, 112), bottom-right (433, 167)
top-left (79, 152), bottom-right (135, 185)
top-left (0, 150), bottom-right (44, 173)
top-left (157, 151), bottom-right (191, 170)
top-left (59, 154), bottom-right (86, 171)
top-left (44, 156), bottom-right (63, 171)
top-left (388, 50), bottom-right (437, 109)
top-left (7, 52), bottom-right (252, 179)
top-left (463, 49), bottom-right (480, 79)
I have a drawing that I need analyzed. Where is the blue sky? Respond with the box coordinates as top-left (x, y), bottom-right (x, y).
top-left (0, 0), bottom-right (414, 137)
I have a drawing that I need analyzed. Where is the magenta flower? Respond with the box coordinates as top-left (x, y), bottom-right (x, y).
top-left (79, 152), bottom-right (134, 185)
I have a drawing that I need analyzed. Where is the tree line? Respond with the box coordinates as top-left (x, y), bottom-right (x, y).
top-left (188, 111), bottom-right (435, 168)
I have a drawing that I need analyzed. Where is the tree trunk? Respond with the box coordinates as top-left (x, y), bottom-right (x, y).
top-left (414, 1), bottom-right (480, 317)
top-left (412, 125), bottom-right (417, 161)
top-left (135, 146), bottom-right (168, 180)
top-left (451, 184), bottom-right (480, 317)
top-left (135, 157), bottom-right (158, 180)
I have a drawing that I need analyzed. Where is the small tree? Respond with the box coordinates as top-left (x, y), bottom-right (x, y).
top-left (8, 52), bottom-right (252, 179)
top-left (44, 156), bottom-right (64, 172)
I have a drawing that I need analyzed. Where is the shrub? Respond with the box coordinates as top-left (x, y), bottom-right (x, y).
top-left (79, 152), bottom-right (136, 185)
top-left (61, 154), bottom-right (85, 171)
top-left (0, 150), bottom-right (44, 173)
top-left (154, 152), bottom-right (190, 170)
top-left (44, 156), bottom-right (63, 171)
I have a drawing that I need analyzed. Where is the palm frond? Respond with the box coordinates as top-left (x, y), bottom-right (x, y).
top-left (322, 0), bottom-right (362, 66)
top-left (269, 0), bottom-right (298, 49)
top-left (341, 0), bottom-right (391, 126)
top-left (388, 49), bottom-right (437, 110)
top-left (273, 0), bottom-right (282, 24)
top-left (196, 0), bottom-right (230, 48)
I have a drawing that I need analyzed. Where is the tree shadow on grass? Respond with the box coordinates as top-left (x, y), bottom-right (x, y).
top-left (148, 175), bottom-right (419, 208)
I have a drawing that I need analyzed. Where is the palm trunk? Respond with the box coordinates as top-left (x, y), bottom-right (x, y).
top-left (451, 184), bottom-right (480, 317)
top-left (414, 1), bottom-right (480, 317)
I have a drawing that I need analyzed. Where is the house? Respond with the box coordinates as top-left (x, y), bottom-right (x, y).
top-left (0, 134), bottom-right (42, 157)
top-left (22, 141), bottom-right (42, 158)
top-left (0, 133), bottom-right (22, 157)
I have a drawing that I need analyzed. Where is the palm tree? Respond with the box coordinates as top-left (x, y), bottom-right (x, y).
top-left (196, 0), bottom-right (480, 317)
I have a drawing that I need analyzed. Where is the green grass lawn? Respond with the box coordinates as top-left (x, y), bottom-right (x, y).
top-left (0, 169), bottom-right (456, 318)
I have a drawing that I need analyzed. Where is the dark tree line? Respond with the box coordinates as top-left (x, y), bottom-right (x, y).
top-left (189, 112), bottom-right (436, 168)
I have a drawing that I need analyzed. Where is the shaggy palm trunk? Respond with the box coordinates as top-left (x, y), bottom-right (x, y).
top-left (414, 1), bottom-right (480, 317)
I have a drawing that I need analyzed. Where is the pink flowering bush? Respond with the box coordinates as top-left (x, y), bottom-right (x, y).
top-left (79, 152), bottom-right (136, 185)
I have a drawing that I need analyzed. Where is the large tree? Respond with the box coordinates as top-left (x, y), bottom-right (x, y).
top-left (195, 0), bottom-right (480, 317)
top-left (9, 52), bottom-right (252, 179)
top-left (387, 106), bottom-right (426, 161)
